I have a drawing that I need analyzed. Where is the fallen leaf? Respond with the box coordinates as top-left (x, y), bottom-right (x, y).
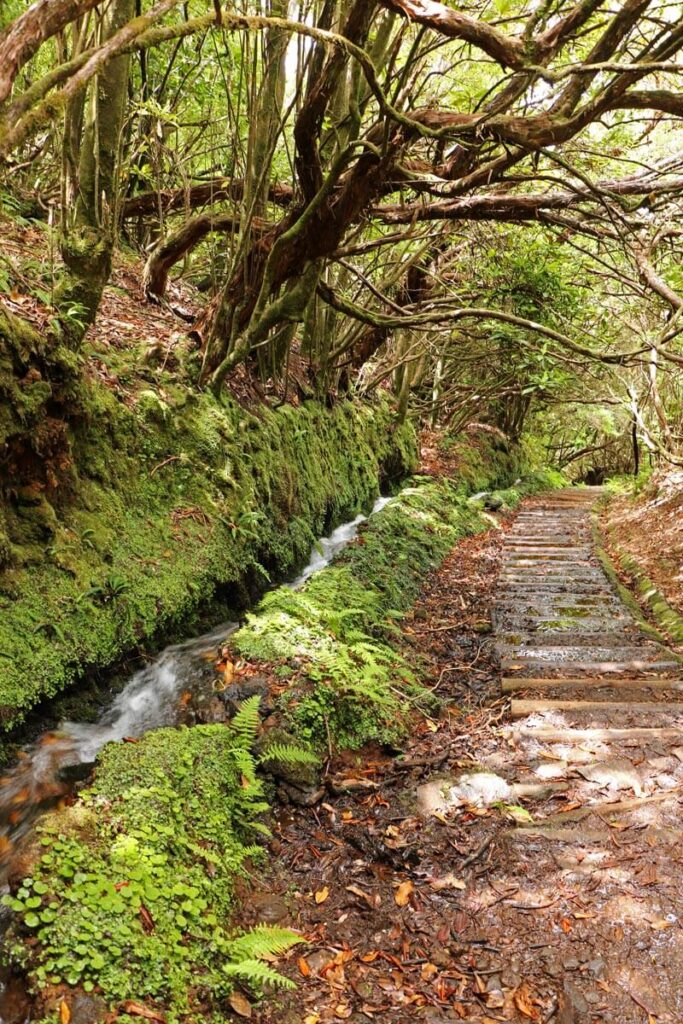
top-left (394, 880), bottom-right (414, 907)
top-left (223, 661), bottom-right (234, 684)
top-left (638, 863), bottom-right (660, 886)
top-left (304, 1016), bottom-right (320, 1024)
top-left (315, 886), bottom-right (329, 904)
top-left (298, 957), bottom-right (311, 977)
top-left (120, 1002), bottom-right (166, 1023)
top-left (421, 962), bottom-right (438, 981)
top-left (429, 872), bottom-right (466, 891)
top-left (560, 917), bottom-right (572, 933)
top-left (346, 884), bottom-right (379, 908)
top-left (513, 982), bottom-right (540, 1021)
top-left (59, 1000), bottom-right (71, 1024)
top-left (228, 991), bottom-right (252, 1018)
top-left (650, 917), bottom-right (674, 931)
top-left (334, 1004), bottom-right (352, 1019)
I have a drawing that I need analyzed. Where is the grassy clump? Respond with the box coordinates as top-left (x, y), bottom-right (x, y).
top-left (3, 702), bottom-right (303, 1022)
top-left (234, 470), bottom-right (560, 750)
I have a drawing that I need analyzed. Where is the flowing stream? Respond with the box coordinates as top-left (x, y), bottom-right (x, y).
top-left (0, 495), bottom-right (394, 875)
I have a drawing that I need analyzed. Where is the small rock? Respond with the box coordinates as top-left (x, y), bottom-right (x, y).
top-left (57, 761), bottom-right (96, 784)
top-left (251, 893), bottom-right (290, 925)
top-left (278, 782), bottom-right (325, 806)
top-left (564, 981), bottom-right (589, 1014)
top-left (306, 948), bottom-right (333, 975)
top-left (587, 958), bottom-right (605, 979)
top-left (70, 993), bottom-right (108, 1024)
top-left (564, 957), bottom-right (579, 971)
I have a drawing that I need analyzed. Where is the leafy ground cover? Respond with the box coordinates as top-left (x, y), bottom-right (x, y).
top-left (3, 705), bottom-right (309, 1023)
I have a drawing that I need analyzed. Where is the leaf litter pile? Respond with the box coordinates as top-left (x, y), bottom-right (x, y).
top-left (240, 505), bottom-right (683, 1024)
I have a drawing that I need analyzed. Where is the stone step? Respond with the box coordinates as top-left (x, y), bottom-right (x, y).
top-left (507, 725), bottom-right (683, 741)
top-left (502, 675), bottom-right (683, 692)
top-left (507, 825), bottom-right (683, 844)
top-left (510, 698), bottom-right (683, 718)
top-left (512, 790), bottom-right (678, 826)
top-left (501, 658), bottom-right (681, 676)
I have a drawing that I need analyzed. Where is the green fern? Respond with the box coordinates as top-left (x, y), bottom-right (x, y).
top-left (223, 959), bottom-right (296, 990)
top-left (227, 924), bottom-right (301, 961)
top-left (230, 695), bottom-right (262, 748)
top-left (259, 743), bottom-right (319, 767)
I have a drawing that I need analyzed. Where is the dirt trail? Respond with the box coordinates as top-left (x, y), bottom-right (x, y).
top-left (252, 490), bottom-right (683, 1024)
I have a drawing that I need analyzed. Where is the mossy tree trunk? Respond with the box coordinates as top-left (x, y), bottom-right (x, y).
top-left (57, 0), bottom-right (136, 345)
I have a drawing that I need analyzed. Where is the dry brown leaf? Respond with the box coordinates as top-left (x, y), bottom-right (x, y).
top-left (394, 880), bottom-right (414, 907)
top-left (304, 1016), bottom-right (320, 1024)
top-left (650, 917), bottom-right (674, 930)
top-left (429, 873), bottom-right (466, 891)
top-left (139, 905), bottom-right (155, 934)
top-left (334, 1004), bottom-right (352, 1019)
top-left (228, 991), bottom-right (252, 1018)
top-left (298, 957), bottom-right (311, 977)
top-left (119, 1002), bottom-right (166, 1023)
top-left (513, 982), bottom-right (539, 1021)
top-left (346, 884), bottom-right (378, 908)
top-left (314, 886), bottom-right (329, 904)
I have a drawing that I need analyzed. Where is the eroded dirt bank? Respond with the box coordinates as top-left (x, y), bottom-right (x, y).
top-left (248, 490), bottom-right (683, 1024)
top-left (603, 471), bottom-right (683, 642)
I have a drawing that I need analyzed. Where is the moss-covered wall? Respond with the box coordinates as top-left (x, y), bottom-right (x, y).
top-left (0, 372), bottom-right (417, 730)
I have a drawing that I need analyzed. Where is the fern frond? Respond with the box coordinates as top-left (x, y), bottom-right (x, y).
top-left (259, 744), bottom-right (319, 767)
top-left (227, 924), bottom-right (301, 962)
top-left (231, 695), bottom-right (262, 748)
top-left (223, 959), bottom-right (296, 990)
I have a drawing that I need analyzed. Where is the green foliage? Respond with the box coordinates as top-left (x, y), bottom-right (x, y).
top-left (3, 717), bottom-right (301, 1021)
top-left (259, 743), bottom-right (320, 768)
top-left (234, 463), bottom-right (559, 751)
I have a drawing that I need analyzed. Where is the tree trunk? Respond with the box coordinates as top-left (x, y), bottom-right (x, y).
top-left (57, 0), bottom-right (136, 344)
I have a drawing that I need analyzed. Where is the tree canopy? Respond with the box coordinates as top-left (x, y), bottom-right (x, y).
top-left (1, 0), bottom-right (682, 471)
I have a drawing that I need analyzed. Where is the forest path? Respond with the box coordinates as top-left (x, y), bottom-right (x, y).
top-left (489, 488), bottom-right (683, 1022)
top-left (253, 490), bottom-right (683, 1024)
